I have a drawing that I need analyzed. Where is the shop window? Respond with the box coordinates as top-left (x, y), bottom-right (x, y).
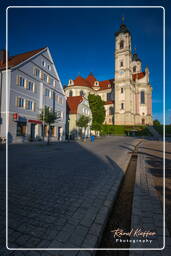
top-left (16, 122), bottom-right (26, 136)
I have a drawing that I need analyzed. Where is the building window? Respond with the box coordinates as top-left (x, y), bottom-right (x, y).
top-left (109, 106), bottom-right (114, 115)
top-left (121, 103), bottom-right (124, 110)
top-left (47, 64), bottom-right (51, 71)
top-left (43, 73), bottom-right (47, 82)
top-left (120, 61), bottom-right (123, 67)
top-left (45, 88), bottom-right (50, 97)
top-left (19, 77), bottom-right (25, 87)
top-left (42, 60), bottom-right (46, 67)
top-left (26, 100), bottom-right (33, 110)
top-left (34, 68), bottom-right (40, 78)
top-left (16, 97), bottom-right (24, 108)
top-left (120, 40), bottom-right (124, 49)
top-left (69, 90), bottom-right (73, 97)
top-left (49, 77), bottom-right (53, 85)
top-left (133, 66), bottom-right (136, 72)
top-left (16, 122), bottom-right (26, 136)
top-left (80, 90), bottom-right (84, 96)
top-left (27, 81), bottom-right (34, 91)
top-left (140, 91), bottom-right (145, 104)
top-left (107, 93), bottom-right (111, 101)
top-left (121, 88), bottom-right (124, 93)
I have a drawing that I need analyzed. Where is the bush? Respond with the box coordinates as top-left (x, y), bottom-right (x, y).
top-left (100, 125), bottom-right (152, 136)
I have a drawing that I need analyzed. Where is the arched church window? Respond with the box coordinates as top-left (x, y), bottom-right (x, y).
top-left (69, 90), bottom-right (73, 97)
top-left (120, 61), bottom-right (123, 67)
top-left (140, 91), bottom-right (145, 104)
top-left (120, 40), bottom-right (124, 49)
top-left (133, 66), bottom-right (136, 72)
top-left (80, 90), bottom-right (84, 96)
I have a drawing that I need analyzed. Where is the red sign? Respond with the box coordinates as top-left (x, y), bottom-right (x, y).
top-left (28, 120), bottom-right (42, 124)
top-left (13, 113), bottom-right (19, 121)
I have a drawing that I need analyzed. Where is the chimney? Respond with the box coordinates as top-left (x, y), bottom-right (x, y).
top-left (0, 49), bottom-right (7, 65)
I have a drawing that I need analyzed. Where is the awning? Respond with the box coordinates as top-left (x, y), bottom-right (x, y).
top-left (28, 120), bottom-right (42, 124)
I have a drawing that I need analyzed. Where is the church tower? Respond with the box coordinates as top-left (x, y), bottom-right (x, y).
top-left (114, 20), bottom-right (135, 125)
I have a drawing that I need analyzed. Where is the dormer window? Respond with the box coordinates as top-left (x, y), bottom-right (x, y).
top-left (94, 81), bottom-right (99, 86)
top-left (120, 40), bottom-right (124, 49)
top-left (133, 66), bottom-right (136, 72)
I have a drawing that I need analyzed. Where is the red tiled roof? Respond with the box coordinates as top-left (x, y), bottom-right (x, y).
top-left (72, 75), bottom-right (114, 91)
top-left (86, 74), bottom-right (96, 85)
top-left (104, 100), bottom-right (114, 105)
top-left (67, 96), bottom-right (84, 114)
top-left (132, 72), bottom-right (145, 81)
top-left (74, 76), bottom-right (91, 87)
top-left (0, 47), bottom-right (46, 69)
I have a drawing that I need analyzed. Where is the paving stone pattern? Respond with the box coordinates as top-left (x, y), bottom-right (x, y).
top-left (0, 137), bottom-right (138, 255)
top-left (129, 141), bottom-right (171, 256)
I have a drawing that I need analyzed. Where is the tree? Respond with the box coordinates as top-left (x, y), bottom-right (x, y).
top-left (76, 115), bottom-right (91, 140)
top-left (88, 94), bottom-right (105, 134)
top-left (153, 119), bottom-right (161, 126)
top-left (40, 106), bottom-right (60, 144)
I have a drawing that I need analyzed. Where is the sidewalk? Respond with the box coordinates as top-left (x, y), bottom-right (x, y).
top-left (130, 139), bottom-right (171, 256)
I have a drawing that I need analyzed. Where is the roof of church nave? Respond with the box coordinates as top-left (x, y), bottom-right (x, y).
top-left (71, 73), bottom-right (115, 91)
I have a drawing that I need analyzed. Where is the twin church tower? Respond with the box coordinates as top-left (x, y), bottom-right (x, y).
top-left (65, 21), bottom-right (153, 125)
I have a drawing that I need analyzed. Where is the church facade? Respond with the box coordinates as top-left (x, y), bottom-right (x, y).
top-left (64, 22), bottom-right (153, 126)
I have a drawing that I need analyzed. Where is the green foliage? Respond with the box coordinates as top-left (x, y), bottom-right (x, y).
top-left (154, 125), bottom-right (171, 136)
top-left (40, 106), bottom-right (59, 125)
top-left (88, 94), bottom-right (105, 131)
top-left (100, 125), bottom-right (152, 136)
top-left (39, 106), bottom-right (60, 144)
top-left (76, 115), bottom-right (91, 129)
top-left (153, 119), bottom-right (161, 126)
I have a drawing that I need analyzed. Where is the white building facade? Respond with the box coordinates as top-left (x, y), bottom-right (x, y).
top-left (0, 47), bottom-right (66, 143)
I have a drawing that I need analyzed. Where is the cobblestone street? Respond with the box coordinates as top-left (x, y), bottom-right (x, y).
top-left (0, 136), bottom-right (138, 255)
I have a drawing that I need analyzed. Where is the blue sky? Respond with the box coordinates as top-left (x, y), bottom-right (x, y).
top-left (0, 0), bottom-right (170, 124)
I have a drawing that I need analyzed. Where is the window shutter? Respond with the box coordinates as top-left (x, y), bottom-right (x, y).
top-left (25, 100), bottom-right (28, 109)
top-left (34, 102), bottom-right (36, 112)
top-left (47, 75), bottom-right (50, 84)
top-left (40, 71), bottom-right (44, 80)
top-left (16, 75), bottom-right (19, 85)
top-left (34, 83), bottom-right (37, 93)
top-left (25, 80), bottom-right (28, 89)
top-left (33, 67), bottom-right (36, 76)
top-left (16, 97), bottom-right (19, 107)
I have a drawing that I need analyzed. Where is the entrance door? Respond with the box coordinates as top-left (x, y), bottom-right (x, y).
top-left (142, 118), bottom-right (145, 125)
top-left (30, 124), bottom-right (35, 139)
